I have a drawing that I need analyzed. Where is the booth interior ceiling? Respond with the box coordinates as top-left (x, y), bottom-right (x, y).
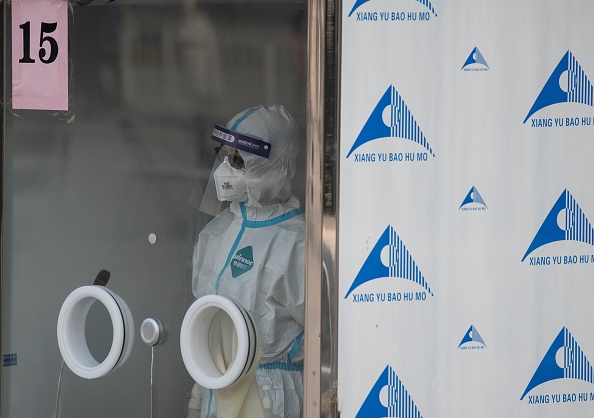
top-left (339, 0), bottom-right (594, 417)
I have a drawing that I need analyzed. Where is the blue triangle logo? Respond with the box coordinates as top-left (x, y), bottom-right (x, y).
top-left (523, 50), bottom-right (594, 123)
top-left (345, 225), bottom-right (433, 298)
top-left (347, 85), bottom-right (435, 158)
top-left (458, 325), bottom-right (486, 348)
top-left (348, 0), bottom-right (438, 18)
top-left (459, 186), bottom-right (487, 209)
top-left (356, 365), bottom-right (424, 418)
top-left (461, 47), bottom-right (489, 70)
top-left (521, 327), bottom-right (594, 400)
top-left (521, 189), bottom-right (594, 261)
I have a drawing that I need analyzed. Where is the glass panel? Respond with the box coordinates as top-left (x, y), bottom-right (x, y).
top-left (2, 2), bottom-right (307, 417)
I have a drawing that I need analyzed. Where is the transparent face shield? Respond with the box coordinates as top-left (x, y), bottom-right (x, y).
top-left (198, 125), bottom-right (272, 216)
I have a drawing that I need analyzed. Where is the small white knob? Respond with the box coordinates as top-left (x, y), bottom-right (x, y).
top-left (140, 318), bottom-right (164, 346)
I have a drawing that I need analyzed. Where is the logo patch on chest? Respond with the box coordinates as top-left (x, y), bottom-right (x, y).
top-left (231, 246), bottom-right (254, 278)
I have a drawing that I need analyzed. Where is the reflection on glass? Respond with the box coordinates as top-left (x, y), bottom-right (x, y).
top-left (2, 2), bottom-right (306, 418)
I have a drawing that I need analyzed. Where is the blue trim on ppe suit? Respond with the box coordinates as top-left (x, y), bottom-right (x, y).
top-left (215, 203), bottom-right (304, 294)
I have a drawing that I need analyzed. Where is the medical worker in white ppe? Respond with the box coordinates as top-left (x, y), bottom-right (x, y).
top-left (188, 105), bottom-right (305, 418)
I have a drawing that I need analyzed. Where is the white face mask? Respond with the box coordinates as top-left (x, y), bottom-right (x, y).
top-left (213, 156), bottom-right (248, 202)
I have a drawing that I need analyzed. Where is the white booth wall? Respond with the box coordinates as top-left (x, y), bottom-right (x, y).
top-left (338, 1), bottom-right (594, 417)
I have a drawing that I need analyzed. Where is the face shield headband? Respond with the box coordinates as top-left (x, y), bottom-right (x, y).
top-left (211, 125), bottom-right (272, 159)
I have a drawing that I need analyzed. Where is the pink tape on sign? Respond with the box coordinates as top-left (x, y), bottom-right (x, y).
top-left (12, 0), bottom-right (68, 111)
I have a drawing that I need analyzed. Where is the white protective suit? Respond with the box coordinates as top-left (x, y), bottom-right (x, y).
top-left (190, 105), bottom-right (305, 418)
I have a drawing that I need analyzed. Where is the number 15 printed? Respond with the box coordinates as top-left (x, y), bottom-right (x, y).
top-left (12, 0), bottom-right (68, 111)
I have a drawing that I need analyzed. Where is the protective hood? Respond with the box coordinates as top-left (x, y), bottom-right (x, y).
top-left (223, 105), bottom-right (299, 207)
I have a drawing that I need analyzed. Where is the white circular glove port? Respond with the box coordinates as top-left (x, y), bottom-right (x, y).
top-left (57, 285), bottom-right (134, 379)
top-left (180, 295), bottom-right (257, 389)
